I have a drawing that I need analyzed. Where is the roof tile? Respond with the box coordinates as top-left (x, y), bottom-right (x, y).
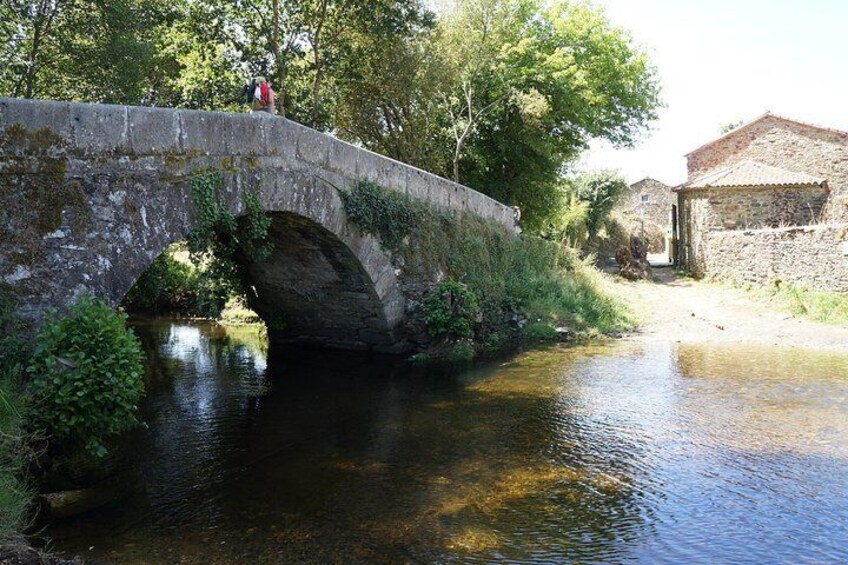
top-left (679, 160), bottom-right (825, 191)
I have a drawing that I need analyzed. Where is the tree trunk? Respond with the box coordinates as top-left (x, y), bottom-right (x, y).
top-left (24, 18), bottom-right (44, 98)
top-left (310, 0), bottom-right (328, 128)
top-left (271, 0), bottom-right (285, 117)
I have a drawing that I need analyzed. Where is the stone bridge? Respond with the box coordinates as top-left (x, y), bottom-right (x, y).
top-left (0, 97), bottom-right (514, 353)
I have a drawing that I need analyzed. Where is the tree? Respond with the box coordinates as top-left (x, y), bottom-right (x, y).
top-left (0, 1), bottom-right (80, 98)
top-left (439, 0), bottom-right (661, 231)
top-left (435, 0), bottom-right (532, 183)
top-left (567, 169), bottom-right (628, 238)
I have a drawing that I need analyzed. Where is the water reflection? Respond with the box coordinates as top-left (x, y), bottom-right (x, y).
top-left (49, 322), bottom-right (848, 563)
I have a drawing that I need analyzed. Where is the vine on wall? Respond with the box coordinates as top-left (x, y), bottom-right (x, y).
top-left (187, 172), bottom-right (272, 302)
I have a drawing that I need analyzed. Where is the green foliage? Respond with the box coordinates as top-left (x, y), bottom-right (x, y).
top-left (121, 244), bottom-right (230, 318)
top-left (567, 170), bottom-right (629, 238)
top-left (439, 0), bottom-right (661, 231)
top-left (0, 290), bottom-right (31, 369)
top-left (422, 281), bottom-right (480, 341)
top-left (523, 322), bottom-right (558, 343)
top-left (0, 293), bottom-right (34, 534)
top-left (27, 296), bottom-right (145, 458)
top-left (0, 364), bottom-right (33, 535)
top-left (746, 281), bottom-right (848, 325)
top-left (338, 180), bottom-right (415, 249)
top-left (442, 341), bottom-right (476, 364)
top-left (218, 296), bottom-right (263, 327)
top-left (121, 249), bottom-right (200, 314)
top-left (187, 171), bottom-right (272, 299)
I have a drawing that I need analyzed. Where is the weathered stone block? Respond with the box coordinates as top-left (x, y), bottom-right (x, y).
top-left (128, 106), bottom-right (180, 154)
top-left (327, 137), bottom-right (360, 177)
top-left (406, 168), bottom-right (433, 201)
top-left (70, 102), bottom-right (130, 153)
top-left (223, 112), bottom-right (268, 156)
top-left (262, 118), bottom-right (298, 163)
top-left (296, 125), bottom-right (331, 167)
top-left (178, 109), bottom-right (229, 155)
top-left (0, 97), bottom-right (73, 141)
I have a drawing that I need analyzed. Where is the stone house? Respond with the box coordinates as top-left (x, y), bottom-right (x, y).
top-left (675, 112), bottom-right (848, 291)
top-left (617, 177), bottom-right (673, 227)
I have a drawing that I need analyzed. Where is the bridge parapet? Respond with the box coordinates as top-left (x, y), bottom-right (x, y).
top-left (0, 97), bottom-right (513, 226)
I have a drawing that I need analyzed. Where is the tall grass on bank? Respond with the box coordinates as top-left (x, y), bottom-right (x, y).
top-left (0, 366), bottom-right (33, 535)
top-left (341, 181), bottom-right (634, 350)
top-left (747, 281), bottom-right (848, 325)
top-left (0, 293), bottom-right (34, 534)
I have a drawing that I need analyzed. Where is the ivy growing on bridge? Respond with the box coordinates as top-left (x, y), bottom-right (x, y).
top-left (338, 180), bottom-right (415, 251)
top-left (187, 171), bottom-right (272, 304)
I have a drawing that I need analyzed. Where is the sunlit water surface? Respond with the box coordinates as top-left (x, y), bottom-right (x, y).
top-left (49, 320), bottom-right (848, 563)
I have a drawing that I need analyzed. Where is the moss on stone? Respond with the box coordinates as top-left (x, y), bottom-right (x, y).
top-left (0, 124), bottom-right (91, 266)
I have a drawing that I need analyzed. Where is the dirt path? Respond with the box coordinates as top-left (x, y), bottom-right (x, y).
top-left (614, 268), bottom-right (848, 353)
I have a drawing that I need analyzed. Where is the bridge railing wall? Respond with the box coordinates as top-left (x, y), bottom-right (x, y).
top-left (0, 97), bottom-right (515, 230)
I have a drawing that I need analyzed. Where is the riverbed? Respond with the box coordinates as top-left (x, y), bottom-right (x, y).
top-left (48, 319), bottom-right (848, 563)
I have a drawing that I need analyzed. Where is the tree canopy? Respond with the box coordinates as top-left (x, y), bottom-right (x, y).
top-left (0, 0), bottom-right (661, 232)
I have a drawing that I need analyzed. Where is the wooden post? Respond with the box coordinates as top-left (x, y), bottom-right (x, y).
top-left (670, 204), bottom-right (679, 266)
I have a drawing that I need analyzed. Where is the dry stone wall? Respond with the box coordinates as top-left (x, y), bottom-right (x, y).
top-left (679, 185), bottom-right (828, 232)
top-left (702, 224), bottom-right (848, 291)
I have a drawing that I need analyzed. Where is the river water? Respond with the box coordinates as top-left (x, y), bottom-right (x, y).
top-left (49, 320), bottom-right (848, 563)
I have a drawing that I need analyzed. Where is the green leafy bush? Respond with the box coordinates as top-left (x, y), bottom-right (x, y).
top-left (0, 291), bottom-right (31, 369)
top-left (422, 280), bottom-right (480, 340)
top-left (28, 296), bottom-right (145, 457)
top-left (121, 250), bottom-right (199, 314)
top-left (121, 246), bottom-right (230, 318)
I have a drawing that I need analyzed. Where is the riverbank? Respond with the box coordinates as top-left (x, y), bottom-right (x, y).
top-left (616, 268), bottom-right (848, 353)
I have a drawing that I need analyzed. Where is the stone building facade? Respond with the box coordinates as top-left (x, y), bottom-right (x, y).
top-left (617, 177), bottom-right (674, 227)
top-left (676, 113), bottom-right (848, 290)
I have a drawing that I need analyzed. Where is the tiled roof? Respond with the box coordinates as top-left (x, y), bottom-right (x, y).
top-left (679, 160), bottom-right (826, 191)
top-left (684, 112), bottom-right (848, 157)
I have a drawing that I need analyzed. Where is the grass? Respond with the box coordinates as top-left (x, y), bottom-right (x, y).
top-left (0, 366), bottom-right (34, 535)
top-left (746, 281), bottom-right (848, 324)
top-left (341, 181), bottom-right (635, 357)
top-left (218, 296), bottom-right (264, 327)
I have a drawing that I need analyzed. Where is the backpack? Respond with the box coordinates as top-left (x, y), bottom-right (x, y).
top-left (243, 78), bottom-right (257, 106)
top-left (251, 83), bottom-right (267, 110)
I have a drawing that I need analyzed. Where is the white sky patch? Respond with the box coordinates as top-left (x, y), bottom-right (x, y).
top-left (581, 0), bottom-right (848, 185)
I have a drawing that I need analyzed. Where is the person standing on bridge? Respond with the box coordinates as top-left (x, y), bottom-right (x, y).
top-left (245, 76), bottom-right (276, 115)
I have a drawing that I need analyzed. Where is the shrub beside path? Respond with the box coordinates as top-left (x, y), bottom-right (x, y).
top-left (616, 269), bottom-right (848, 353)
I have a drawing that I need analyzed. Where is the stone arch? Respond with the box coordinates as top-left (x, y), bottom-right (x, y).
top-left (115, 170), bottom-right (406, 352)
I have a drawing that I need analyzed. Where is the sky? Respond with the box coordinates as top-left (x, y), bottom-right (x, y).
top-left (581, 0), bottom-right (848, 186)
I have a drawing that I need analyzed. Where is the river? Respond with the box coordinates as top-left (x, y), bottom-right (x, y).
top-left (48, 319), bottom-right (848, 563)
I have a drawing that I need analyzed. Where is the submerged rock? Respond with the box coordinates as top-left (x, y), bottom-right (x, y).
top-left (0, 535), bottom-right (81, 564)
top-left (37, 487), bottom-right (119, 520)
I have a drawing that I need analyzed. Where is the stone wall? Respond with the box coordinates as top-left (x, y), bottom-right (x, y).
top-left (616, 177), bottom-right (673, 227)
top-left (686, 115), bottom-right (848, 223)
top-left (680, 185), bottom-right (827, 231)
top-left (699, 224), bottom-right (848, 291)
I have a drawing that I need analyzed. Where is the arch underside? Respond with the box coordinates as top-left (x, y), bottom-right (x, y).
top-left (242, 212), bottom-right (402, 352)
